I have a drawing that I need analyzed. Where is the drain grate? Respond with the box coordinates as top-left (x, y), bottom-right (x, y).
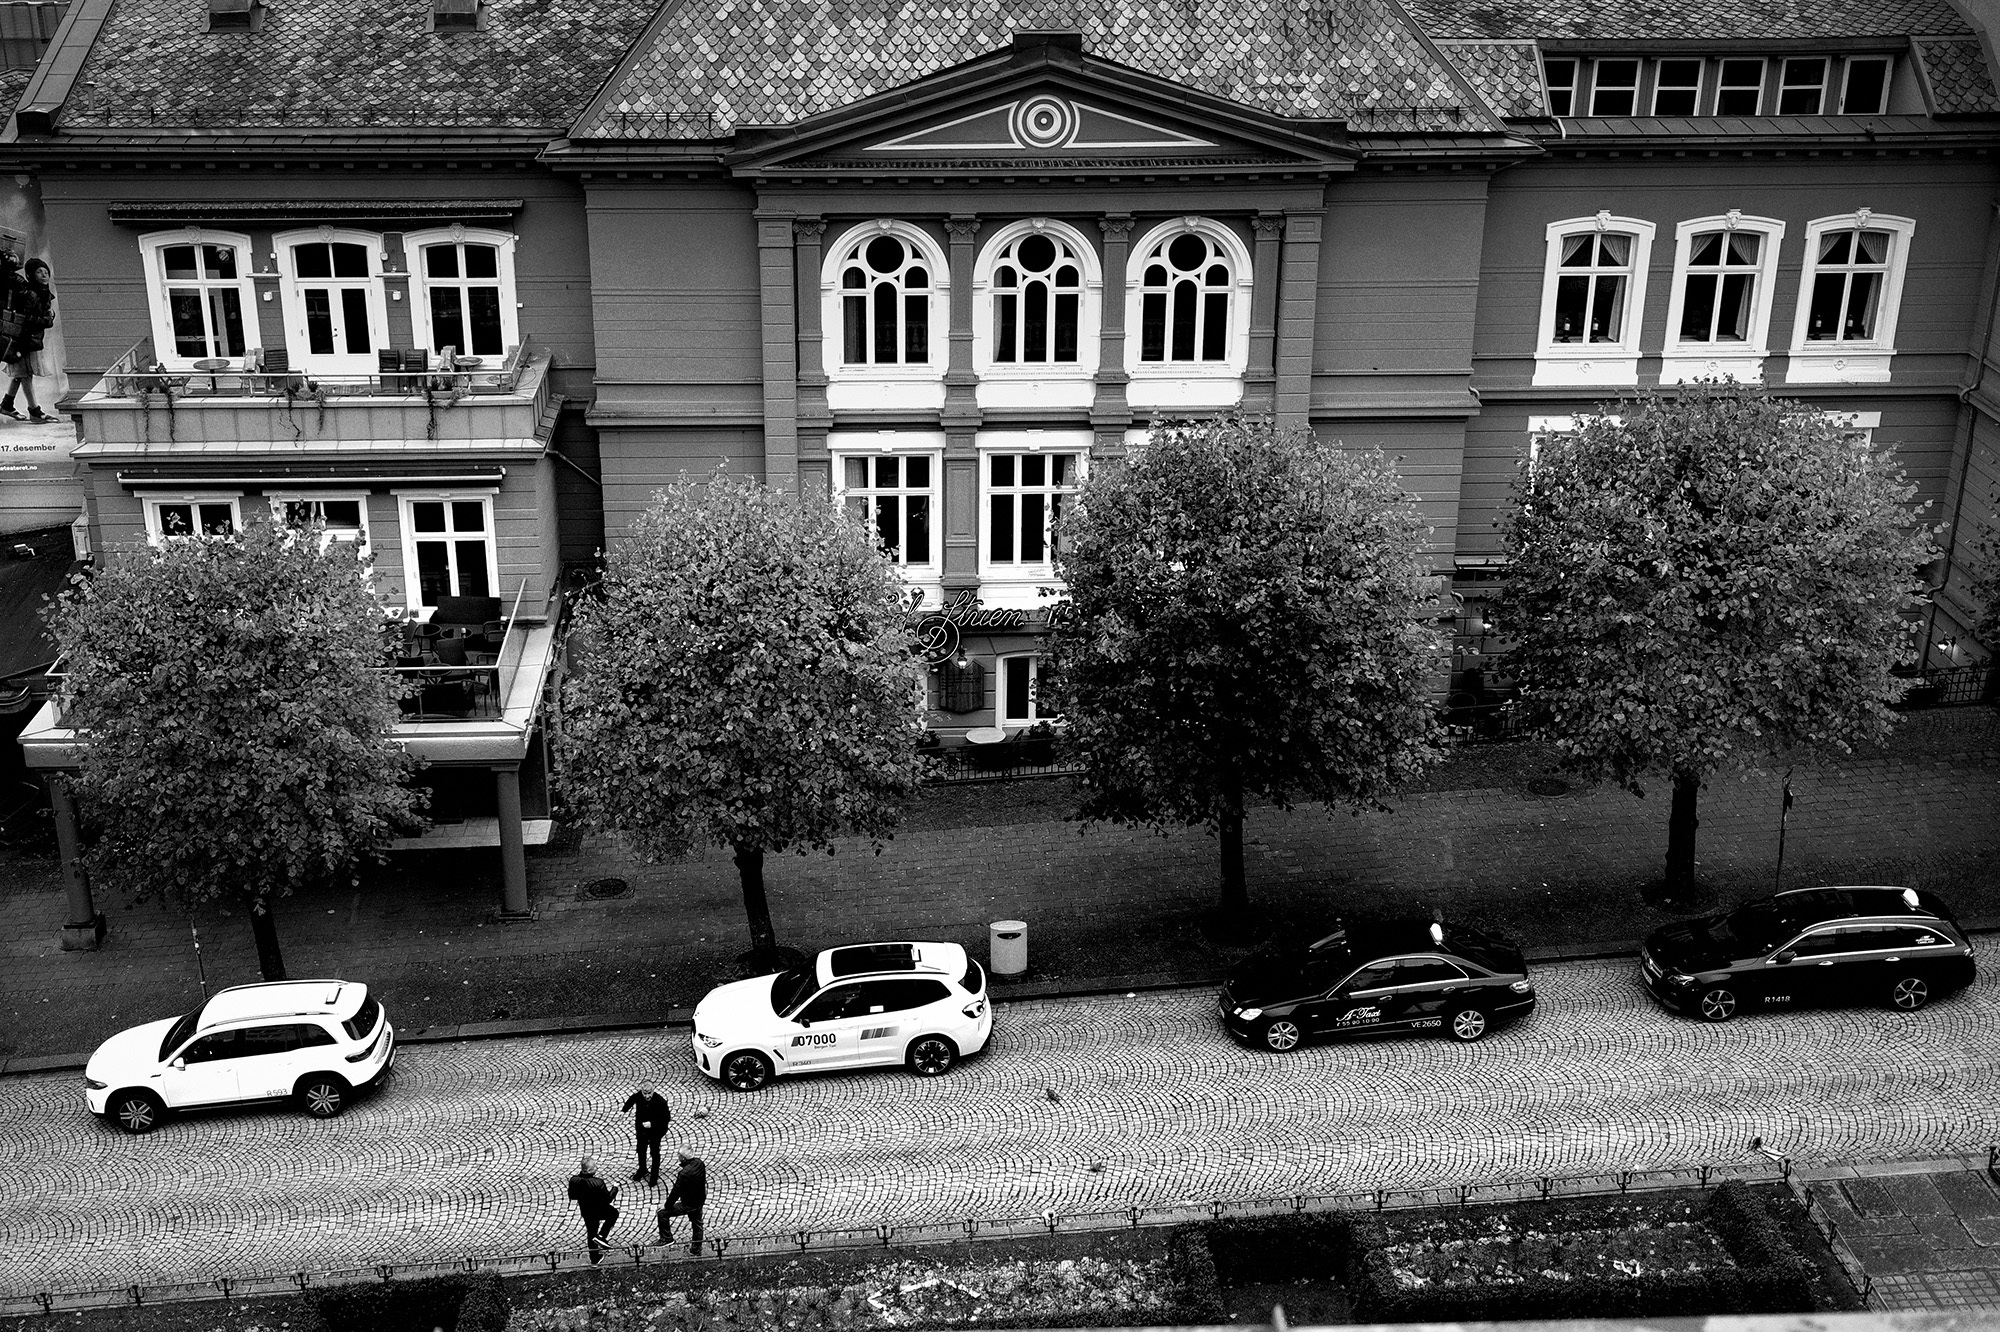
top-left (583, 877), bottom-right (631, 900)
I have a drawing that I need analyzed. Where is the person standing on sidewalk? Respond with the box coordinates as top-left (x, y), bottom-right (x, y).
top-left (656, 1151), bottom-right (707, 1255)
top-left (566, 1154), bottom-right (620, 1264)
top-left (622, 1080), bottom-right (672, 1185)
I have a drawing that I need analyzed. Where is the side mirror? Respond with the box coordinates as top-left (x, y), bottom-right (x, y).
top-left (1772, 951), bottom-right (1798, 965)
top-left (172, 1058), bottom-right (186, 1070)
top-left (797, 1018), bottom-right (811, 1029)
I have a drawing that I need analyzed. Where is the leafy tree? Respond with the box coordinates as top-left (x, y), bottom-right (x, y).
top-left (1045, 415), bottom-right (1444, 932)
top-left (554, 473), bottom-right (927, 965)
top-left (47, 519), bottom-right (423, 980)
top-left (1966, 481), bottom-right (2000, 648)
top-left (1497, 380), bottom-right (1935, 900)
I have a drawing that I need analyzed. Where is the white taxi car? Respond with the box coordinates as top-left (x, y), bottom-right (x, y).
top-left (84, 979), bottom-right (394, 1134)
top-left (692, 942), bottom-right (991, 1091)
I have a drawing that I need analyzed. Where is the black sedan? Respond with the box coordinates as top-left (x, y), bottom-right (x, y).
top-left (1640, 885), bottom-right (1977, 1021)
top-left (1219, 917), bottom-right (1536, 1051)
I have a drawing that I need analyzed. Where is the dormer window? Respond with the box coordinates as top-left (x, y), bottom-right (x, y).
top-left (1543, 59), bottom-right (1577, 116)
top-left (1589, 59), bottom-right (1639, 115)
top-left (1715, 59), bottom-right (1766, 114)
top-left (1841, 57), bottom-right (1891, 114)
top-left (206, 0), bottom-right (264, 31)
top-left (1778, 58), bottom-right (1828, 114)
top-left (432, 0), bottom-right (481, 30)
top-left (1652, 59), bottom-right (1702, 115)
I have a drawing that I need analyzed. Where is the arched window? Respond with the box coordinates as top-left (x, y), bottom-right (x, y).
top-left (973, 220), bottom-right (1101, 409)
top-left (404, 227), bottom-right (519, 360)
top-left (839, 231), bottom-right (932, 366)
top-left (1138, 230), bottom-right (1234, 363)
top-left (138, 230), bottom-right (256, 370)
top-left (274, 227), bottom-right (389, 374)
top-left (992, 233), bottom-right (1081, 363)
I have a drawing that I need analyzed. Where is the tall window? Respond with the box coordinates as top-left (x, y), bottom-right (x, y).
top-left (1535, 216), bottom-right (1655, 387)
top-left (1139, 232), bottom-right (1232, 363)
top-left (1551, 232), bottom-right (1634, 343)
top-left (1652, 59), bottom-right (1702, 115)
top-left (840, 233), bottom-right (931, 365)
top-left (1840, 57), bottom-right (1891, 114)
top-left (407, 229), bottom-right (517, 359)
top-left (838, 453), bottom-right (936, 568)
top-left (1543, 58), bottom-right (1577, 116)
top-left (1786, 213), bottom-right (1915, 383)
top-left (400, 496), bottom-right (495, 606)
top-left (991, 233), bottom-right (1081, 364)
top-left (1662, 214), bottom-right (1784, 381)
top-left (1590, 59), bottom-right (1640, 115)
top-left (1678, 230), bottom-right (1760, 342)
top-left (1778, 58), bottom-right (1827, 114)
top-left (1804, 228), bottom-right (1892, 342)
top-left (986, 451), bottom-right (1080, 568)
top-left (1715, 59), bottom-right (1764, 114)
top-left (998, 654), bottom-right (1056, 724)
top-left (276, 229), bottom-right (384, 370)
top-left (140, 232), bottom-right (255, 369)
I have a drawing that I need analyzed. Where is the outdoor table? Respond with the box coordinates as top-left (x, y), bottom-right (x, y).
top-left (963, 726), bottom-right (1007, 745)
top-left (191, 358), bottom-right (230, 393)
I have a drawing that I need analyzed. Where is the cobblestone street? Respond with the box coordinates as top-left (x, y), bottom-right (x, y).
top-left (3, 957), bottom-right (1997, 1298)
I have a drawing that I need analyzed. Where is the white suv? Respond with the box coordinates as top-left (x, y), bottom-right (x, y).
top-left (84, 979), bottom-right (395, 1134)
top-left (692, 942), bottom-right (991, 1091)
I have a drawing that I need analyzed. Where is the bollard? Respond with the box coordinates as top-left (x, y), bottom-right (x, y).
top-left (989, 920), bottom-right (1028, 976)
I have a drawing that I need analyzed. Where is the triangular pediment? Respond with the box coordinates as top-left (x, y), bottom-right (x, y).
top-left (868, 98), bottom-right (1216, 154)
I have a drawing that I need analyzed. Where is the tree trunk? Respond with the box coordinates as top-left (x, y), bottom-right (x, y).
top-left (734, 844), bottom-right (777, 954)
top-left (249, 899), bottom-right (287, 982)
top-left (1665, 767), bottom-right (1702, 897)
top-left (1218, 780), bottom-right (1249, 926)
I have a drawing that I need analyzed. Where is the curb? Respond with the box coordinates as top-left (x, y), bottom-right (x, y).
top-left (7, 919), bottom-right (1997, 1078)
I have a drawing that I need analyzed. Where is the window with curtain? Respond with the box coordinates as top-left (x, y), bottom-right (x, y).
top-left (840, 233), bottom-right (932, 365)
top-left (158, 243), bottom-right (248, 360)
top-left (1551, 232), bottom-right (1635, 343)
top-left (839, 454), bottom-right (935, 566)
top-left (1804, 229), bottom-right (1892, 341)
top-left (1138, 232), bottom-right (1232, 363)
top-left (990, 233), bottom-right (1081, 364)
top-left (1678, 230), bottom-right (1761, 342)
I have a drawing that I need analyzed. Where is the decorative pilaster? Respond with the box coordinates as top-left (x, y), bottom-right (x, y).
top-left (793, 217), bottom-right (831, 497)
top-left (1246, 213), bottom-right (1285, 413)
top-left (1274, 211), bottom-right (1325, 430)
top-left (942, 215), bottom-right (983, 594)
top-left (754, 208), bottom-right (800, 491)
top-left (1092, 213), bottom-right (1135, 458)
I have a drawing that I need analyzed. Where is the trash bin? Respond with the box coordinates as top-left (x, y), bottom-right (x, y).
top-left (989, 919), bottom-right (1028, 977)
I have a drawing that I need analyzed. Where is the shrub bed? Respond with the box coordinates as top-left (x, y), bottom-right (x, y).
top-left (317, 1272), bottom-right (507, 1332)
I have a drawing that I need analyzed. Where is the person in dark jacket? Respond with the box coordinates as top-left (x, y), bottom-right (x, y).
top-left (566, 1154), bottom-right (620, 1264)
top-left (1, 257), bottom-right (56, 423)
top-left (656, 1151), bottom-right (706, 1255)
top-left (622, 1080), bottom-right (672, 1185)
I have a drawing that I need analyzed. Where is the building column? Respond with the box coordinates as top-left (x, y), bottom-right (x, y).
top-left (1092, 214), bottom-right (1135, 459)
top-left (494, 766), bottom-right (531, 919)
top-left (755, 208), bottom-right (800, 492)
top-left (48, 775), bottom-right (103, 951)
top-left (1274, 211), bottom-right (1326, 430)
top-left (793, 217), bottom-right (833, 498)
top-left (1246, 213), bottom-right (1285, 414)
top-left (942, 215), bottom-right (983, 596)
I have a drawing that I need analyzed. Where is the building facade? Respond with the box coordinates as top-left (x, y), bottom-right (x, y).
top-left (4, 0), bottom-right (1998, 921)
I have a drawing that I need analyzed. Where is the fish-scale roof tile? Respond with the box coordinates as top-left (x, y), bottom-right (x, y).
top-left (1434, 39), bottom-right (1545, 119)
top-left (1913, 36), bottom-right (2000, 115)
top-left (1403, 0), bottom-right (1970, 41)
top-left (58, 0), bottom-right (657, 131)
top-left (576, 0), bottom-right (1504, 138)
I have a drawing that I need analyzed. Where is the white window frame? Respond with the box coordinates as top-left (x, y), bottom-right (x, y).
top-left (829, 431), bottom-right (945, 597)
top-left (274, 227), bottom-right (390, 376)
top-left (1525, 414), bottom-right (1622, 472)
top-left (394, 490), bottom-right (498, 613)
top-left (1714, 58), bottom-right (1766, 115)
top-left (1839, 56), bottom-right (1893, 114)
top-left (976, 430), bottom-right (1088, 603)
top-left (1543, 58), bottom-right (1578, 116)
top-left (143, 491), bottom-right (243, 544)
top-left (1533, 212), bottom-right (1657, 388)
top-left (1660, 212), bottom-right (1786, 384)
top-left (403, 226), bottom-right (520, 363)
top-left (1651, 58), bottom-right (1704, 116)
top-left (1777, 56), bottom-right (1829, 115)
top-left (972, 218), bottom-right (1102, 410)
top-left (822, 219), bottom-right (950, 413)
top-left (996, 652), bottom-right (1056, 727)
top-left (1589, 58), bottom-right (1641, 115)
top-left (138, 230), bottom-right (258, 372)
top-left (1124, 216), bottom-right (1253, 408)
top-left (1820, 410), bottom-right (1881, 446)
top-left (267, 491), bottom-right (372, 558)
top-left (1785, 211), bottom-right (1916, 385)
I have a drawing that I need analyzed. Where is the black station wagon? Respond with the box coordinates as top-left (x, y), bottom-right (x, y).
top-left (1219, 917), bottom-right (1537, 1050)
top-left (1640, 885), bottom-right (1976, 1021)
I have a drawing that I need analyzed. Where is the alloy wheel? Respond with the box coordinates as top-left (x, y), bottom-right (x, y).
top-left (113, 1093), bottom-right (159, 1135)
top-left (1262, 1019), bottom-right (1301, 1052)
top-left (1450, 1008), bottom-right (1489, 1042)
top-left (302, 1079), bottom-right (346, 1118)
top-left (1890, 977), bottom-right (1930, 1011)
top-left (908, 1036), bottom-right (957, 1077)
top-left (722, 1051), bottom-right (771, 1092)
top-left (1698, 988), bottom-right (1738, 1022)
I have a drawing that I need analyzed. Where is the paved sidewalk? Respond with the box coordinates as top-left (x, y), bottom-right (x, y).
top-left (1802, 1160), bottom-right (2000, 1310)
top-left (3, 707), bottom-right (1997, 1064)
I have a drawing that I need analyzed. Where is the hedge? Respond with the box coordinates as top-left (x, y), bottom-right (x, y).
top-left (317, 1272), bottom-right (508, 1332)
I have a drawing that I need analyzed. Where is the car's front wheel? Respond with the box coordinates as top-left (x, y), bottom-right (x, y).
top-left (1448, 1006), bottom-right (1489, 1042)
top-left (298, 1074), bottom-right (349, 1119)
top-left (907, 1035), bottom-right (958, 1077)
top-left (109, 1089), bottom-right (163, 1135)
top-left (1260, 1018), bottom-right (1302, 1052)
top-left (720, 1050), bottom-right (773, 1092)
top-left (1888, 976), bottom-right (1930, 1012)
top-left (1697, 987), bottom-right (1739, 1022)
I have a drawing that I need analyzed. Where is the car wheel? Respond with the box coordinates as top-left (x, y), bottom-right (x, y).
top-left (1697, 987), bottom-right (1738, 1022)
top-left (1448, 1006), bottom-right (1489, 1042)
top-left (907, 1035), bottom-right (958, 1077)
top-left (1261, 1018), bottom-right (1302, 1052)
top-left (720, 1050), bottom-right (772, 1092)
top-left (110, 1090), bottom-right (163, 1135)
top-left (298, 1074), bottom-right (348, 1119)
top-left (1889, 976), bottom-right (1930, 1012)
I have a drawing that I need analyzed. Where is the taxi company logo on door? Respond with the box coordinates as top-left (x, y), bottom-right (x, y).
top-left (792, 1032), bottom-right (837, 1047)
top-left (1338, 1006), bottom-right (1380, 1025)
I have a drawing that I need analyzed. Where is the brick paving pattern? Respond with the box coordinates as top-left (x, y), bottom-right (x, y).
top-left (3, 957), bottom-right (1998, 1298)
top-left (1809, 1166), bottom-right (2000, 1310)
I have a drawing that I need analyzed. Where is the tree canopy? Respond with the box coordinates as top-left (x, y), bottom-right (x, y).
top-left (47, 519), bottom-right (422, 979)
top-left (1497, 380), bottom-right (1935, 895)
top-left (1044, 415), bottom-right (1444, 927)
top-left (554, 472), bottom-right (928, 960)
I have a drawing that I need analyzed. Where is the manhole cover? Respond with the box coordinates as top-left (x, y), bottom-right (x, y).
top-left (1527, 777), bottom-right (1570, 797)
top-left (584, 877), bottom-right (631, 900)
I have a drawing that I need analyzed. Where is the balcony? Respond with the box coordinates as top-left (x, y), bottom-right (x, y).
top-left (72, 339), bottom-right (553, 454)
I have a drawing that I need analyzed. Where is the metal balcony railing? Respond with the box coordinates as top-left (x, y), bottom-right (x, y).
top-left (90, 338), bottom-right (536, 402)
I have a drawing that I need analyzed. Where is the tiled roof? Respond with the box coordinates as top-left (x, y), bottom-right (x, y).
top-left (1403, 0), bottom-right (1971, 41)
top-left (0, 67), bottom-right (32, 118)
top-left (56, 0), bottom-right (657, 131)
top-left (1913, 36), bottom-right (2000, 115)
top-left (1433, 39), bottom-right (1545, 119)
top-left (574, 0), bottom-right (1505, 139)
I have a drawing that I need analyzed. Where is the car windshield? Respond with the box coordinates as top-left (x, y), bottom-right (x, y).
top-left (771, 968), bottom-right (817, 1016)
top-left (1712, 903), bottom-right (1791, 952)
top-left (159, 1011), bottom-right (200, 1062)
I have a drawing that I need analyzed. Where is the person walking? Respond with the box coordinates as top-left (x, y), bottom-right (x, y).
top-left (0, 257), bottom-right (56, 423)
top-left (622, 1080), bottom-right (672, 1186)
top-left (656, 1151), bottom-right (707, 1256)
top-left (566, 1154), bottom-right (620, 1264)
